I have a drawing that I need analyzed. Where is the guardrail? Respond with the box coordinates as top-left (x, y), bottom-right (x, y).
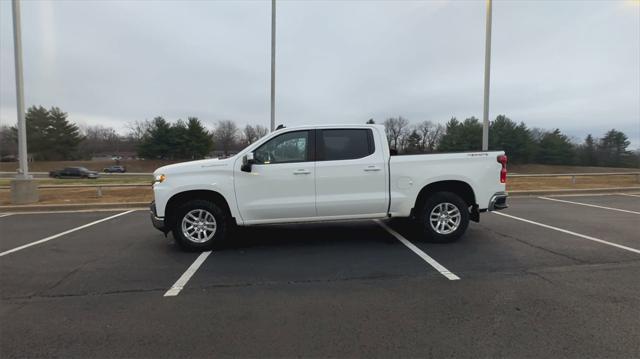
top-left (0, 183), bottom-right (150, 197)
top-left (0, 171), bottom-right (152, 178)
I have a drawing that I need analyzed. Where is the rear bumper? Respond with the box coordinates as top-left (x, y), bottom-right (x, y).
top-left (150, 201), bottom-right (168, 233)
top-left (488, 192), bottom-right (508, 211)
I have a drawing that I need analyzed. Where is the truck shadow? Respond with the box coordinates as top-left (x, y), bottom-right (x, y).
top-left (224, 220), bottom-right (398, 250)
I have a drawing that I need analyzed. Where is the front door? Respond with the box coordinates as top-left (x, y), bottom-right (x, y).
top-left (234, 130), bottom-right (317, 224)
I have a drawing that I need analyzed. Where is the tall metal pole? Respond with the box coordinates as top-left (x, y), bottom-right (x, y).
top-left (12, 0), bottom-right (30, 179)
top-left (481, 0), bottom-right (492, 151)
top-left (270, 0), bottom-right (276, 132)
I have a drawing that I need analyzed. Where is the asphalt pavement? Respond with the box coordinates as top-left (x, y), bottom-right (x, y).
top-left (1, 193), bottom-right (639, 358)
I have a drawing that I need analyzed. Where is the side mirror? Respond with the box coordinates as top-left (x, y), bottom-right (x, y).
top-left (241, 152), bottom-right (255, 172)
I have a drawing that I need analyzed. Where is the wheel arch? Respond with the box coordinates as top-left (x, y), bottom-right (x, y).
top-left (164, 190), bottom-right (236, 228)
top-left (412, 180), bottom-right (477, 218)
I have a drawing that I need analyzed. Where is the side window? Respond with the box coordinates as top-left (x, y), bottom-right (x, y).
top-left (319, 129), bottom-right (374, 161)
top-left (254, 131), bottom-right (310, 164)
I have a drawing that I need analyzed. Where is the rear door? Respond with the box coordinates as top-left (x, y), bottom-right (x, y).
top-left (315, 128), bottom-right (387, 217)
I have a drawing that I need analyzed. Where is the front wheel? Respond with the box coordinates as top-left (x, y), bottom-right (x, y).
top-left (419, 192), bottom-right (469, 243)
top-left (171, 200), bottom-right (228, 251)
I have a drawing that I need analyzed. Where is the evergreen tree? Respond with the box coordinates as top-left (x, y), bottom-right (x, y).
top-left (138, 117), bottom-right (174, 159)
top-left (184, 117), bottom-right (213, 159)
top-left (597, 129), bottom-right (630, 166)
top-left (10, 106), bottom-right (82, 160)
top-left (579, 134), bottom-right (597, 166)
top-left (488, 115), bottom-right (534, 164)
top-left (438, 117), bottom-right (482, 151)
top-left (47, 107), bottom-right (82, 160)
top-left (535, 129), bottom-right (576, 165)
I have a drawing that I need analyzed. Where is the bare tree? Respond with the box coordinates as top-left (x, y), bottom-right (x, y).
top-left (126, 119), bottom-right (151, 142)
top-left (214, 120), bottom-right (238, 156)
top-left (425, 124), bottom-right (444, 152)
top-left (79, 125), bottom-right (122, 157)
top-left (0, 125), bottom-right (17, 158)
top-left (383, 116), bottom-right (410, 151)
top-left (241, 124), bottom-right (269, 147)
top-left (255, 125), bottom-right (268, 139)
top-left (242, 125), bottom-right (258, 146)
top-left (414, 120), bottom-right (443, 152)
top-left (415, 121), bottom-right (433, 151)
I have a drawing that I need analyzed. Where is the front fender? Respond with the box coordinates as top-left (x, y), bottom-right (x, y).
top-left (153, 172), bottom-right (241, 222)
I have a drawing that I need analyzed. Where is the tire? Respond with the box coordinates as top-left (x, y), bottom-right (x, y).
top-left (418, 191), bottom-right (469, 243)
top-left (171, 199), bottom-right (228, 251)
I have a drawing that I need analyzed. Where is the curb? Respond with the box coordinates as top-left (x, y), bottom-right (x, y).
top-left (508, 186), bottom-right (640, 196)
top-left (0, 202), bottom-right (149, 213)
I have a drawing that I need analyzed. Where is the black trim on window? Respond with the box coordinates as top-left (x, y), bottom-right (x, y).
top-left (317, 128), bottom-right (375, 161)
top-left (308, 130), bottom-right (317, 161)
top-left (367, 129), bottom-right (375, 154)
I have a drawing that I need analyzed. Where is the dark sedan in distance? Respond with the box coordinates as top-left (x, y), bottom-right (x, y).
top-left (49, 167), bottom-right (100, 179)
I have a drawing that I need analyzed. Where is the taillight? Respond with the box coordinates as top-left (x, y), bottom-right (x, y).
top-left (497, 155), bottom-right (508, 183)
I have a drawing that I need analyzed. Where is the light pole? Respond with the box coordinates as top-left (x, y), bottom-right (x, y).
top-left (481, 0), bottom-right (492, 151)
top-left (10, 0), bottom-right (38, 204)
top-left (270, 0), bottom-right (276, 132)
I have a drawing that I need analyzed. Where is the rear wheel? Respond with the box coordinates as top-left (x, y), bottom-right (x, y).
top-left (419, 191), bottom-right (469, 243)
top-left (171, 199), bottom-right (228, 251)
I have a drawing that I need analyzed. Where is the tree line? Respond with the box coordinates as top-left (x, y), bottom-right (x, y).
top-left (0, 105), bottom-right (637, 168)
top-left (378, 115), bottom-right (638, 167)
top-left (0, 106), bottom-right (268, 161)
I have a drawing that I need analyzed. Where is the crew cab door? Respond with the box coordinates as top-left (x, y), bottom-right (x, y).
top-left (234, 130), bottom-right (317, 224)
top-left (315, 128), bottom-right (387, 217)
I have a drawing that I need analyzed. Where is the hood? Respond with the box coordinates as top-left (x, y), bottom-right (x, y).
top-left (153, 157), bottom-right (235, 176)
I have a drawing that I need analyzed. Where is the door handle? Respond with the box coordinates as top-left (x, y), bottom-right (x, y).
top-left (293, 169), bottom-right (311, 175)
top-left (364, 166), bottom-right (381, 172)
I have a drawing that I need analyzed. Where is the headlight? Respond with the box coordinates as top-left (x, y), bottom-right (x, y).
top-left (153, 174), bottom-right (166, 183)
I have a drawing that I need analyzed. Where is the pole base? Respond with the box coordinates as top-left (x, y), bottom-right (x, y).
top-left (10, 178), bottom-right (39, 204)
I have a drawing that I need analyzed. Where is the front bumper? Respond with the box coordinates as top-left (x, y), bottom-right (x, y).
top-left (488, 192), bottom-right (508, 211)
top-left (150, 201), bottom-right (168, 233)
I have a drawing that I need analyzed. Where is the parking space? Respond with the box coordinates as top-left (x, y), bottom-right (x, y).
top-left (540, 193), bottom-right (640, 212)
top-left (502, 196), bottom-right (639, 251)
top-left (1, 193), bottom-right (639, 357)
top-left (0, 211), bottom-right (124, 253)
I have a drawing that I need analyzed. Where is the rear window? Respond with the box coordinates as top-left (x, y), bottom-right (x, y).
top-left (319, 129), bottom-right (374, 161)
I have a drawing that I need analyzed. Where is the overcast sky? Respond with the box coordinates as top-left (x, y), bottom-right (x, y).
top-left (1, 0), bottom-right (639, 148)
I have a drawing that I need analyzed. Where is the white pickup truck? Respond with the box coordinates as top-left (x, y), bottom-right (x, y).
top-left (150, 124), bottom-right (508, 250)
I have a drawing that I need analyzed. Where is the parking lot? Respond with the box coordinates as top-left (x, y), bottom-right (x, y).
top-left (1, 193), bottom-right (639, 358)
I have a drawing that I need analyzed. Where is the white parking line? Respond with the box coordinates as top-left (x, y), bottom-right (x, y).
top-left (0, 213), bottom-right (12, 218)
top-left (619, 193), bottom-right (640, 198)
top-left (0, 210), bottom-right (135, 257)
top-left (494, 212), bottom-right (640, 255)
top-left (164, 251), bottom-right (212, 297)
top-left (375, 220), bottom-right (460, 280)
top-left (538, 196), bottom-right (640, 215)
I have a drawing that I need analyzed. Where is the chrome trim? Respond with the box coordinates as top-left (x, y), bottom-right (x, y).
top-left (149, 201), bottom-right (167, 232)
top-left (489, 192), bottom-right (508, 211)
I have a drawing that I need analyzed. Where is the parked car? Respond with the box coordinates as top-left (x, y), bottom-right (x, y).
top-left (150, 124), bottom-right (508, 250)
top-left (103, 165), bottom-right (126, 173)
top-left (49, 167), bottom-right (100, 179)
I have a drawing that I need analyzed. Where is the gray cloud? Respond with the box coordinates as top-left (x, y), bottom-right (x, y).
top-left (1, 0), bottom-right (638, 147)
